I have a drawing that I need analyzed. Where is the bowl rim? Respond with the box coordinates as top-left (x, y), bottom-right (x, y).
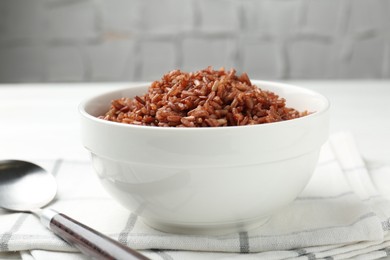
top-left (79, 80), bottom-right (330, 132)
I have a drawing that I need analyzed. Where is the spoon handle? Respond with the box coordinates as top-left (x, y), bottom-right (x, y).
top-left (40, 209), bottom-right (149, 260)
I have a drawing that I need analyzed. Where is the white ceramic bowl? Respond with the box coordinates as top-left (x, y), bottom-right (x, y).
top-left (79, 80), bottom-right (330, 235)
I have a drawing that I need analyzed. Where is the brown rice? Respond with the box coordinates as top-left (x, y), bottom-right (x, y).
top-left (99, 67), bottom-right (309, 127)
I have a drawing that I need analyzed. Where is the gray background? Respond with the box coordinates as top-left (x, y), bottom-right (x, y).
top-left (0, 0), bottom-right (389, 82)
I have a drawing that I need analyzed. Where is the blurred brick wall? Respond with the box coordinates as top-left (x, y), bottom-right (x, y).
top-left (0, 0), bottom-right (389, 82)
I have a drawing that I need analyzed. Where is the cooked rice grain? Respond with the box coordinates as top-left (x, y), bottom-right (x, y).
top-left (99, 67), bottom-right (309, 127)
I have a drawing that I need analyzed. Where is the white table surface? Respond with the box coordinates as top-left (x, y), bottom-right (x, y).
top-left (0, 81), bottom-right (389, 259)
top-left (1, 81), bottom-right (389, 163)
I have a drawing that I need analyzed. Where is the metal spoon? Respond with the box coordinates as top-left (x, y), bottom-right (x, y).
top-left (0, 160), bottom-right (149, 260)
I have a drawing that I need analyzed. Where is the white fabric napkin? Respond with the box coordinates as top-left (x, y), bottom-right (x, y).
top-left (1, 132), bottom-right (390, 260)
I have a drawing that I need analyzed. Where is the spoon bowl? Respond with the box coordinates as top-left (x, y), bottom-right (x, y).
top-left (0, 160), bottom-right (57, 211)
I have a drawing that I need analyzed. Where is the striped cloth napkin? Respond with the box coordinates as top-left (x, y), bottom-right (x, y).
top-left (1, 132), bottom-right (390, 260)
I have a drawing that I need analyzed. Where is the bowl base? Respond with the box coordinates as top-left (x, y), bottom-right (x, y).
top-left (142, 216), bottom-right (270, 235)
